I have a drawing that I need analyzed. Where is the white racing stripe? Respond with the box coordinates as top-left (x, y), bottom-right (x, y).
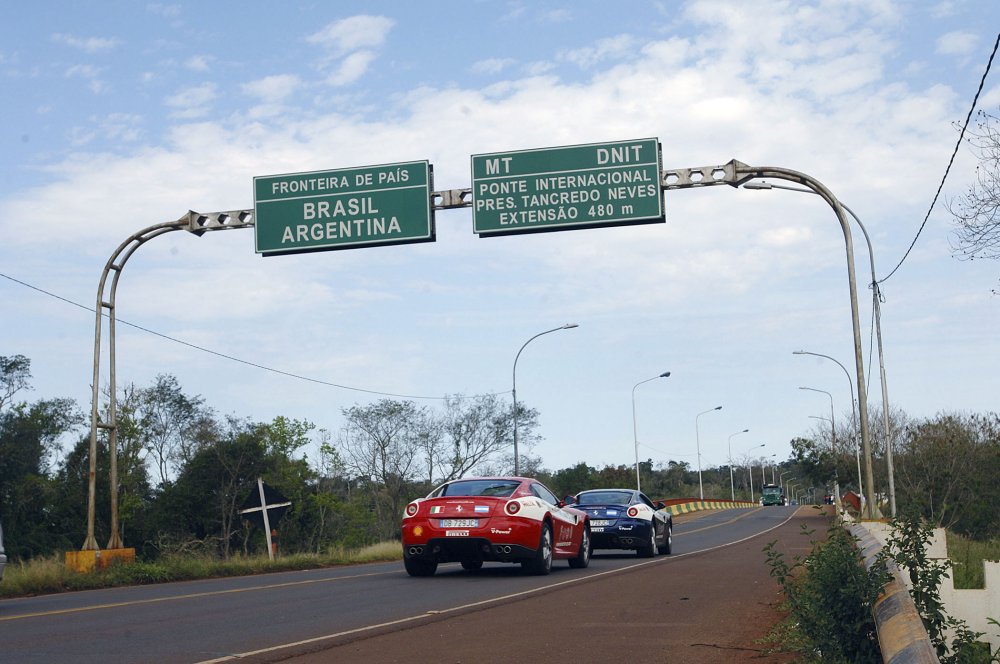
top-left (196, 507), bottom-right (802, 663)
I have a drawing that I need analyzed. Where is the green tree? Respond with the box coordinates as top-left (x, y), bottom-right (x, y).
top-left (0, 354), bottom-right (31, 411)
top-left (547, 462), bottom-right (596, 498)
top-left (136, 374), bottom-right (209, 486)
top-left (337, 400), bottom-right (428, 539)
top-left (437, 393), bottom-right (520, 482)
top-left (0, 355), bottom-right (82, 559)
top-left (895, 412), bottom-right (1000, 539)
top-left (949, 107), bottom-right (1000, 292)
top-left (151, 417), bottom-right (272, 557)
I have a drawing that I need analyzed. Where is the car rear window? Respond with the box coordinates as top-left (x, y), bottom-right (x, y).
top-left (577, 491), bottom-right (634, 505)
top-left (441, 480), bottom-right (520, 497)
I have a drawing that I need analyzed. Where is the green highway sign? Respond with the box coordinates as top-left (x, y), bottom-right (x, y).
top-left (471, 138), bottom-right (663, 236)
top-left (254, 161), bottom-right (434, 255)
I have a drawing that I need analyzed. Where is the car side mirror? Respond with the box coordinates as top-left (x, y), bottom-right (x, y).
top-left (562, 495), bottom-right (576, 505)
top-left (655, 501), bottom-right (666, 510)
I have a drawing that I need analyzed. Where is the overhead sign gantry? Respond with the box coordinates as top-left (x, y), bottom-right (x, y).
top-left (86, 142), bottom-right (882, 555)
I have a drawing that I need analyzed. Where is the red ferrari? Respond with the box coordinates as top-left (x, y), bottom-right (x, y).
top-left (401, 477), bottom-right (591, 576)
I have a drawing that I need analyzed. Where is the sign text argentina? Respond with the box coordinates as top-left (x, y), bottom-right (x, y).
top-left (254, 160), bottom-right (434, 255)
top-left (471, 139), bottom-right (663, 236)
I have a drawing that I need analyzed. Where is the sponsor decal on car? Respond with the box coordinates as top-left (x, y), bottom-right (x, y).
top-left (430, 506), bottom-right (443, 514)
top-left (445, 530), bottom-right (469, 537)
top-left (490, 527), bottom-right (512, 535)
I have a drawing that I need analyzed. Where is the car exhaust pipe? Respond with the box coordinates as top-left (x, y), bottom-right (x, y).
top-left (408, 546), bottom-right (424, 555)
top-left (496, 545), bottom-right (512, 554)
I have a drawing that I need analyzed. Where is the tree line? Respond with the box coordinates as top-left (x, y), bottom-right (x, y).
top-left (1, 354), bottom-right (997, 563)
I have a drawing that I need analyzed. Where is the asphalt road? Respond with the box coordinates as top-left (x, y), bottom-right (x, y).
top-left (0, 506), bottom-right (822, 664)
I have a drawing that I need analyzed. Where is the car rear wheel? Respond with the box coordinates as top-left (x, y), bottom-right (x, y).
top-left (461, 559), bottom-right (483, 571)
top-left (638, 524), bottom-right (658, 557)
top-left (568, 527), bottom-right (591, 569)
top-left (524, 523), bottom-right (553, 575)
top-left (404, 557), bottom-right (438, 577)
top-left (660, 522), bottom-right (673, 555)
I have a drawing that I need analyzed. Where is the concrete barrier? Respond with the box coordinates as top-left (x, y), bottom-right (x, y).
top-left (849, 524), bottom-right (938, 663)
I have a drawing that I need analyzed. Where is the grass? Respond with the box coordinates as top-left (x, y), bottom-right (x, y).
top-left (0, 541), bottom-right (403, 598)
top-left (946, 531), bottom-right (1000, 589)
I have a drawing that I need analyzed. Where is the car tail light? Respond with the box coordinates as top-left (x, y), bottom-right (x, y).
top-left (505, 501), bottom-right (521, 515)
top-left (627, 507), bottom-right (639, 517)
top-left (405, 503), bottom-right (419, 517)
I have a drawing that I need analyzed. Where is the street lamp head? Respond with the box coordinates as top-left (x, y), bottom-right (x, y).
top-left (741, 428), bottom-right (749, 433)
top-left (562, 323), bottom-right (579, 329)
top-left (659, 371), bottom-right (671, 378)
top-left (743, 182), bottom-right (773, 190)
top-left (714, 405), bottom-right (722, 411)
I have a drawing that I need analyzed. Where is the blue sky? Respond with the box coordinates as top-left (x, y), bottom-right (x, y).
top-left (2, 1), bottom-right (999, 481)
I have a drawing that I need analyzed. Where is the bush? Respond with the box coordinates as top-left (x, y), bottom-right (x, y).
top-left (764, 521), bottom-right (887, 663)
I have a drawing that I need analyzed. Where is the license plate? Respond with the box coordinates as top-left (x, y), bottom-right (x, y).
top-left (591, 519), bottom-right (612, 527)
top-left (440, 519), bottom-right (479, 528)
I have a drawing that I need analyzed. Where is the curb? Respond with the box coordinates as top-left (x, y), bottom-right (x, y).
top-left (848, 524), bottom-right (938, 663)
top-left (662, 500), bottom-right (756, 516)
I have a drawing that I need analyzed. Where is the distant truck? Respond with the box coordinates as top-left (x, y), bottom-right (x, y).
top-left (761, 484), bottom-right (785, 506)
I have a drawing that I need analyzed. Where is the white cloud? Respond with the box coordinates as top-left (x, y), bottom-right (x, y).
top-left (164, 82), bottom-right (217, 118)
top-left (52, 33), bottom-right (120, 53)
top-left (242, 74), bottom-right (301, 102)
top-left (306, 15), bottom-right (394, 56)
top-left (324, 51), bottom-right (376, 87)
top-left (147, 3), bottom-right (181, 19)
top-left (65, 64), bottom-right (101, 79)
top-left (65, 64), bottom-right (110, 93)
top-left (471, 58), bottom-right (516, 75)
top-left (935, 30), bottom-right (977, 56)
top-left (540, 9), bottom-right (572, 23)
top-left (560, 35), bottom-right (639, 69)
top-left (185, 55), bottom-right (212, 72)
top-left (305, 15), bottom-right (394, 87)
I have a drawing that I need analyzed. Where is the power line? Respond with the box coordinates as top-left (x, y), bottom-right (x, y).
top-left (0, 271), bottom-right (506, 402)
top-left (880, 31), bottom-right (1000, 283)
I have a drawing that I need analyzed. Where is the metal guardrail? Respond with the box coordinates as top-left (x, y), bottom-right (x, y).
top-left (849, 524), bottom-right (939, 664)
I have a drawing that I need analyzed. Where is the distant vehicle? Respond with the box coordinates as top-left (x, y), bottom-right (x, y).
top-left (401, 477), bottom-right (591, 577)
top-left (567, 488), bottom-right (672, 556)
top-left (823, 494), bottom-right (835, 505)
top-left (761, 484), bottom-right (785, 506)
top-left (0, 520), bottom-right (7, 582)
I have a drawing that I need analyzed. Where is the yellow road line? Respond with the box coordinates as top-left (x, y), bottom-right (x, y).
top-left (0, 569), bottom-right (396, 622)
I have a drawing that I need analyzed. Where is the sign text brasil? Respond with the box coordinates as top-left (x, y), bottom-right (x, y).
top-left (254, 161), bottom-right (434, 255)
top-left (471, 138), bottom-right (663, 236)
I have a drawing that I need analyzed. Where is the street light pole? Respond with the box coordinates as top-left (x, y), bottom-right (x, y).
top-left (745, 443), bottom-right (765, 502)
top-left (794, 350), bottom-right (870, 514)
top-left (728, 167), bottom-right (874, 519)
top-left (512, 323), bottom-right (578, 476)
top-left (763, 454), bottom-right (775, 488)
top-left (747, 181), bottom-right (891, 517)
top-left (801, 386), bottom-right (841, 507)
top-left (695, 406), bottom-right (722, 500)
top-left (632, 371), bottom-right (671, 492)
top-left (779, 470), bottom-right (790, 491)
top-left (727, 428), bottom-right (749, 501)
